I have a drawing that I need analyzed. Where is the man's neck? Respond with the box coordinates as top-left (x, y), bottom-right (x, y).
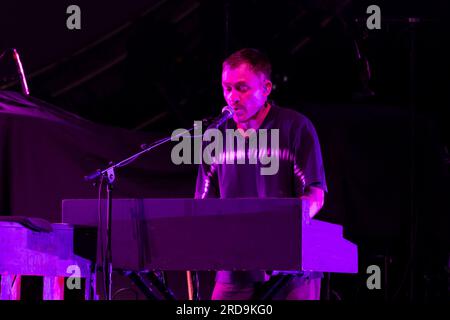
top-left (237, 102), bottom-right (271, 132)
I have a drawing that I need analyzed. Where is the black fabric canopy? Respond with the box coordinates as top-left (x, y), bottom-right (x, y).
top-left (0, 90), bottom-right (197, 222)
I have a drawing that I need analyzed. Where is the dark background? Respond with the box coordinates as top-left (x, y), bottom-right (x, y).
top-left (1, 0), bottom-right (449, 302)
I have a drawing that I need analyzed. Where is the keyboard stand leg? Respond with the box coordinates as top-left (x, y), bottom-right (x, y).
top-left (142, 271), bottom-right (176, 300)
top-left (123, 271), bottom-right (159, 300)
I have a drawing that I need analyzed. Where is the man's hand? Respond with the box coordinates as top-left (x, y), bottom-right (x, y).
top-left (300, 186), bottom-right (325, 219)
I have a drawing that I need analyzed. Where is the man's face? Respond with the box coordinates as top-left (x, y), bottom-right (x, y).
top-left (222, 63), bottom-right (271, 124)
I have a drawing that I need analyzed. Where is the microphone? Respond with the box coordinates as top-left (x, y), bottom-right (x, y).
top-left (207, 106), bottom-right (234, 128)
top-left (12, 48), bottom-right (30, 96)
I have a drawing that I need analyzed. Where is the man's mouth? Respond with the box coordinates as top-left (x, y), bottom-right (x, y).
top-left (234, 110), bottom-right (245, 117)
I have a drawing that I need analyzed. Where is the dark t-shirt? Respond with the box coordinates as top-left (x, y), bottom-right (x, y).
top-left (195, 103), bottom-right (327, 283)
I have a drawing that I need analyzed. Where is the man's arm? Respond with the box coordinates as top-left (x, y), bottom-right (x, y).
top-left (300, 186), bottom-right (325, 219)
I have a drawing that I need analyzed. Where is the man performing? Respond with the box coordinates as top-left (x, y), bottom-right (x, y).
top-left (195, 48), bottom-right (327, 300)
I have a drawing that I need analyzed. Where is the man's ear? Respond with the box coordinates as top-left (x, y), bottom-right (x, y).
top-left (264, 80), bottom-right (272, 96)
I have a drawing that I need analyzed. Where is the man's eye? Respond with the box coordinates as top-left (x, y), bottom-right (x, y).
top-left (237, 85), bottom-right (248, 92)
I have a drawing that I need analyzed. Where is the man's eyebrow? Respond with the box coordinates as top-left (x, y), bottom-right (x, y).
top-left (222, 81), bottom-right (248, 86)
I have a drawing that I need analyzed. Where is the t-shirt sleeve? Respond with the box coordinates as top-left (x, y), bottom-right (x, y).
top-left (294, 117), bottom-right (328, 194)
top-left (194, 162), bottom-right (220, 199)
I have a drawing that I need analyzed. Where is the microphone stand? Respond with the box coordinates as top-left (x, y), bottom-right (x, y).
top-left (84, 124), bottom-right (200, 300)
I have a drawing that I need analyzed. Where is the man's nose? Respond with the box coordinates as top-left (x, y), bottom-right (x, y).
top-left (228, 90), bottom-right (240, 105)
